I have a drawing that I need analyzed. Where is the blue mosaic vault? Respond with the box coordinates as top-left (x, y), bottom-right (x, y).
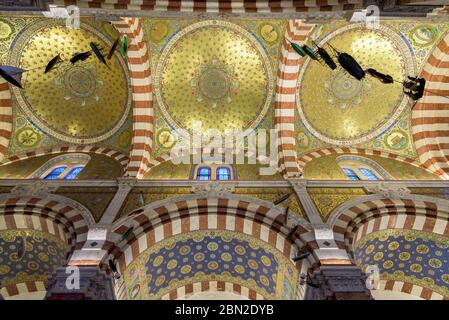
top-left (124, 230), bottom-right (297, 299)
top-left (0, 230), bottom-right (67, 287)
top-left (354, 229), bottom-right (449, 297)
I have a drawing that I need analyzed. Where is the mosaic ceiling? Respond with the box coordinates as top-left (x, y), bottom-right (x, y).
top-left (0, 230), bottom-right (67, 288)
top-left (295, 21), bottom-right (449, 159)
top-left (298, 24), bottom-right (413, 145)
top-left (0, 17), bottom-right (133, 160)
top-left (355, 229), bottom-right (449, 298)
top-left (0, 16), bottom-right (447, 179)
top-left (124, 230), bottom-right (297, 300)
top-left (10, 20), bottom-right (131, 144)
top-left (148, 18), bottom-right (282, 157)
top-left (153, 20), bottom-right (274, 138)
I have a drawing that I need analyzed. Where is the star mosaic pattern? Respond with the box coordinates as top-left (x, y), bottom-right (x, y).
top-left (355, 230), bottom-right (449, 296)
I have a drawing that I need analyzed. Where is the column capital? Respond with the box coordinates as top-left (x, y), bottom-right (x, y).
top-left (364, 182), bottom-right (410, 199)
top-left (45, 266), bottom-right (115, 300)
top-left (288, 178), bottom-right (308, 191)
top-left (11, 180), bottom-right (58, 198)
top-left (117, 177), bottom-right (137, 190)
top-left (305, 265), bottom-right (372, 300)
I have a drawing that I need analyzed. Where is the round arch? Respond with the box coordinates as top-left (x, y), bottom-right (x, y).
top-left (327, 194), bottom-right (449, 300)
top-left (0, 146), bottom-right (129, 170)
top-left (0, 193), bottom-right (95, 299)
top-left (102, 194), bottom-right (317, 300)
top-left (411, 32), bottom-right (449, 179)
top-left (297, 147), bottom-right (425, 173)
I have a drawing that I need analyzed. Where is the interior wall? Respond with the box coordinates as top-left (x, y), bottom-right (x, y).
top-left (0, 153), bottom-right (123, 179)
top-left (303, 154), bottom-right (440, 180)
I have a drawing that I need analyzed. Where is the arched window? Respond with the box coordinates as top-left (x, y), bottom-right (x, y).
top-left (216, 167), bottom-right (231, 181)
top-left (197, 167), bottom-right (211, 180)
top-left (342, 168), bottom-right (360, 181)
top-left (30, 153), bottom-right (90, 180)
top-left (64, 166), bottom-right (84, 180)
top-left (193, 164), bottom-right (235, 180)
top-left (359, 168), bottom-right (380, 181)
top-left (337, 155), bottom-right (392, 181)
top-left (44, 166), bottom-right (67, 180)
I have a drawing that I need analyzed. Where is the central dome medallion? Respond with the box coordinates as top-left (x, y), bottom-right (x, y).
top-left (154, 20), bottom-right (274, 137)
top-left (192, 57), bottom-right (239, 108)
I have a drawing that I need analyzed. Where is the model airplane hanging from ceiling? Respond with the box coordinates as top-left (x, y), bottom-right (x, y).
top-left (289, 40), bottom-right (433, 102)
top-left (0, 36), bottom-right (129, 89)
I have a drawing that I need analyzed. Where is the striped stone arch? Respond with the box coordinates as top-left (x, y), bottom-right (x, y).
top-left (0, 79), bottom-right (13, 162)
top-left (0, 193), bottom-right (95, 250)
top-left (275, 20), bottom-right (315, 178)
top-left (103, 194), bottom-right (316, 275)
top-left (0, 194), bottom-right (95, 299)
top-left (112, 18), bottom-right (153, 179)
top-left (114, 278), bottom-right (266, 300)
top-left (297, 147), bottom-right (427, 173)
top-left (49, 1), bottom-right (363, 13)
top-left (412, 32), bottom-right (449, 179)
top-left (327, 193), bottom-right (449, 254)
top-left (327, 194), bottom-right (449, 300)
top-left (163, 281), bottom-right (264, 300)
top-left (0, 146), bottom-right (129, 170)
top-left (374, 279), bottom-right (447, 300)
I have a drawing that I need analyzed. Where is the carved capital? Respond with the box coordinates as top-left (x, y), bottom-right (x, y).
top-left (191, 182), bottom-right (235, 198)
top-left (116, 177), bottom-right (137, 191)
top-left (364, 183), bottom-right (410, 199)
top-left (45, 266), bottom-right (115, 300)
top-left (11, 181), bottom-right (58, 198)
top-left (305, 266), bottom-right (372, 300)
top-left (285, 210), bottom-right (303, 229)
top-left (289, 178), bottom-right (308, 191)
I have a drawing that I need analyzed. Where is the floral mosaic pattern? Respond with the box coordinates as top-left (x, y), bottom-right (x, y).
top-left (355, 229), bottom-right (449, 297)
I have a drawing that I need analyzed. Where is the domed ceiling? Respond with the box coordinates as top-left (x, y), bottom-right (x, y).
top-left (123, 230), bottom-right (297, 300)
top-left (9, 20), bottom-right (131, 145)
top-left (355, 229), bottom-right (449, 298)
top-left (153, 20), bottom-right (274, 138)
top-left (297, 23), bottom-right (415, 146)
top-left (0, 230), bottom-right (67, 288)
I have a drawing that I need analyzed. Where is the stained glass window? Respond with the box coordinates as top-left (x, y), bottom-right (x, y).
top-left (197, 167), bottom-right (211, 180)
top-left (217, 167), bottom-right (231, 181)
top-left (359, 168), bottom-right (380, 181)
top-left (64, 166), bottom-right (84, 180)
top-left (44, 166), bottom-right (67, 180)
top-left (342, 168), bottom-right (360, 181)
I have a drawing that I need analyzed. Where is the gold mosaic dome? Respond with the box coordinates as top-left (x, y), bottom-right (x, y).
top-left (10, 20), bottom-right (131, 144)
top-left (297, 24), bottom-right (415, 145)
top-left (154, 20), bottom-right (274, 137)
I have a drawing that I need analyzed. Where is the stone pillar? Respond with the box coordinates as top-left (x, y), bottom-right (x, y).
top-left (305, 265), bottom-right (373, 300)
top-left (45, 266), bottom-right (115, 300)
